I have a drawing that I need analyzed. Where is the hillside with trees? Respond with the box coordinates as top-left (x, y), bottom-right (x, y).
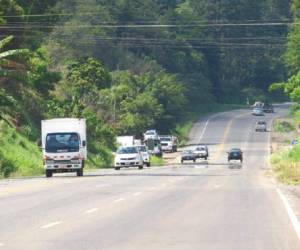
top-left (0, 0), bottom-right (291, 177)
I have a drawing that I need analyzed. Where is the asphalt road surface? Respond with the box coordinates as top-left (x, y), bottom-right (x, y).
top-left (1, 104), bottom-right (300, 250)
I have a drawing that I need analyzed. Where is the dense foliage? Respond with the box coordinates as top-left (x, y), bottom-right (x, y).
top-left (0, 0), bottom-right (291, 174)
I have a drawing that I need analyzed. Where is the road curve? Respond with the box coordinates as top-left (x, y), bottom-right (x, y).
top-left (0, 104), bottom-right (299, 250)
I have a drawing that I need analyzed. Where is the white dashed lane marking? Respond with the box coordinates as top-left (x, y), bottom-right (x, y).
top-left (133, 192), bottom-right (142, 196)
top-left (114, 198), bottom-right (125, 203)
top-left (40, 221), bottom-right (63, 229)
top-left (95, 184), bottom-right (110, 188)
top-left (85, 208), bottom-right (99, 214)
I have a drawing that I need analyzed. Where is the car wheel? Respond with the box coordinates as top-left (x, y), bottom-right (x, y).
top-left (181, 159), bottom-right (184, 163)
top-left (146, 162), bottom-right (151, 167)
top-left (193, 159), bottom-right (196, 162)
top-left (115, 167), bottom-right (120, 170)
top-left (77, 169), bottom-right (83, 177)
top-left (46, 170), bottom-right (52, 178)
top-left (138, 165), bottom-right (143, 170)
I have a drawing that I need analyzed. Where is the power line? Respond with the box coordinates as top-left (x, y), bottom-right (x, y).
top-left (0, 22), bottom-right (297, 30)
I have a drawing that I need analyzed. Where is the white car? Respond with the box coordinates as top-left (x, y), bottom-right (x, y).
top-left (255, 121), bottom-right (267, 132)
top-left (144, 130), bottom-right (159, 141)
top-left (160, 135), bottom-right (177, 152)
top-left (136, 145), bottom-right (150, 167)
top-left (194, 145), bottom-right (209, 160)
top-left (252, 108), bottom-right (264, 116)
top-left (114, 146), bottom-right (143, 170)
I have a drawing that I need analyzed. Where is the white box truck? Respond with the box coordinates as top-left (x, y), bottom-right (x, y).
top-left (41, 118), bottom-right (87, 177)
top-left (116, 136), bottom-right (135, 147)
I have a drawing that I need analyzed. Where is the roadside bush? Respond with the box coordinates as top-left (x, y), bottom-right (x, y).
top-left (273, 121), bottom-right (295, 133)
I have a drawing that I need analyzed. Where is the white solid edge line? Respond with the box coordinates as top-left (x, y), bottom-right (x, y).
top-left (40, 221), bottom-right (63, 229)
top-left (85, 208), bottom-right (99, 214)
top-left (276, 188), bottom-right (300, 241)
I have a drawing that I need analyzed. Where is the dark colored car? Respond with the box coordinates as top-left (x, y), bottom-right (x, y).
top-left (181, 150), bottom-right (197, 163)
top-left (263, 104), bottom-right (274, 113)
top-left (227, 148), bottom-right (243, 163)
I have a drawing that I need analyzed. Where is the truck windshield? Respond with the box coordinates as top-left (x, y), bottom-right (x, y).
top-left (160, 137), bottom-right (171, 141)
top-left (46, 133), bottom-right (80, 153)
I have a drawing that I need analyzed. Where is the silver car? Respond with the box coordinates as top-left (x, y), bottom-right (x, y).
top-left (252, 108), bottom-right (264, 116)
top-left (255, 121), bottom-right (267, 132)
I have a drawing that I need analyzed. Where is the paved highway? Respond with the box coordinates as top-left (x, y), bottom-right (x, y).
top-left (1, 105), bottom-right (300, 250)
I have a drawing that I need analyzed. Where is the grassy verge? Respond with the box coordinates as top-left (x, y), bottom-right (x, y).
top-left (271, 145), bottom-right (300, 185)
top-left (0, 120), bottom-right (43, 178)
top-left (150, 155), bottom-right (164, 166)
top-left (270, 105), bottom-right (300, 185)
top-left (172, 103), bottom-right (245, 146)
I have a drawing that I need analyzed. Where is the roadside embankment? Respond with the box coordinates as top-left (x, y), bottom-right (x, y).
top-left (270, 116), bottom-right (300, 185)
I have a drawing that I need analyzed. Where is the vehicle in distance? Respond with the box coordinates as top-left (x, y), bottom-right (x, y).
top-left (160, 135), bottom-right (178, 152)
top-left (252, 107), bottom-right (264, 116)
top-left (114, 146), bottom-right (143, 170)
top-left (144, 129), bottom-right (159, 141)
top-left (136, 145), bottom-right (150, 167)
top-left (41, 118), bottom-right (87, 178)
top-left (255, 120), bottom-right (267, 132)
top-left (263, 103), bottom-right (274, 113)
top-left (181, 150), bottom-right (197, 163)
top-left (116, 136), bottom-right (135, 147)
top-left (145, 138), bottom-right (163, 157)
top-left (227, 148), bottom-right (243, 163)
top-left (194, 145), bottom-right (209, 160)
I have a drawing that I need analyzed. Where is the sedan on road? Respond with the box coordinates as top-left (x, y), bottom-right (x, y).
top-left (194, 145), bottom-right (209, 160)
top-left (227, 148), bottom-right (243, 163)
top-left (252, 107), bottom-right (264, 116)
top-left (114, 146), bottom-right (144, 170)
top-left (255, 120), bottom-right (267, 132)
top-left (181, 150), bottom-right (197, 163)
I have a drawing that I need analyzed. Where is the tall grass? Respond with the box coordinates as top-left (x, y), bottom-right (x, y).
top-left (0, 120), bottom-right (42, 178)
top-left (271, 145), bottom-right (300, 185)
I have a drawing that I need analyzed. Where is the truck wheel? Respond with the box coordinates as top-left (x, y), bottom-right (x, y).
top-left (46, 170), bottom-right (52, 178)
top-left (138, 165), bottom-right (143, 170)
top-left (115, 167), bottom-right (120, 170)
top-left (146, 162), bottom-right (151, 167)
top-left (77, 169), bottom-right (83, 177)
top-left (193, 159), bottom-right (196, 162)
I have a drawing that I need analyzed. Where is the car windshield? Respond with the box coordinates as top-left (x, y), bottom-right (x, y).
top-left (196, 146), bottom-right (206, 150)
top-left (117, 147), bottom-right (138, 154)
top-left (46, 133), bottom-right (80, 153)
top-left (258, 121), bottom-right (266, 124)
